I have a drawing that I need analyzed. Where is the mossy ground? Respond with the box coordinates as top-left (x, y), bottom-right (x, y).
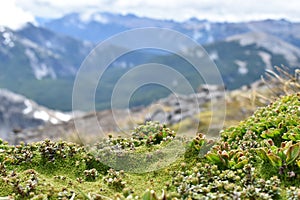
top-left (1, 94), bottom-right (300, 199)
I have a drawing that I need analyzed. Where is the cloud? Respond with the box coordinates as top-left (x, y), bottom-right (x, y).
top-left (3, 0), bottom-right (300, 29)
top-left (0, 0), bottom-right (35, 29)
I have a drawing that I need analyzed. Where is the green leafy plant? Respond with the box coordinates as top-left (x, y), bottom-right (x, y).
top-left (206, 148), bottom-right (249, 169)
top-left (1, 92), bottom-right (300, 198)
top-left (256, 140), bottom-right (300, 178)
top-left (132, 121), bottom-right (176, 146)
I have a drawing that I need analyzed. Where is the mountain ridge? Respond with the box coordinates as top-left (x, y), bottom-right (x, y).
top-left (1, 13), bottom-right (300, 111)
top-left (39, 12), bottom-right (300, 47)
top-left (226, 31), bottom-right (300, 67)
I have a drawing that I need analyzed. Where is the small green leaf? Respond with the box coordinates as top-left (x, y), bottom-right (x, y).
top-left (277, 150), bottom-right (286, 161)
top-left (286, 143), bottom-right (300, 165)
top-left (206, 152), bottom-right (221, 164)
top-left (297, 160), bottom-right (300, 168)
top-left (270, 145), bottom-right (278, 153)
top-left (234, 158), bottom-right (248, 169)
top-left (267, 153), bottom-right (282, 167)
top-left (261, 128), bottom-right (281, 139)
top-left (282, 133), bottom-right (289, 140)
top-left (255, 148), bottom-right (268, 160)
top-left (142, 189), bottom-right (158, 200)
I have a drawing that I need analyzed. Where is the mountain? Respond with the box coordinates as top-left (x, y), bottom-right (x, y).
top-left (40, 12), bottom-right (181, 43)
top-left (246, 19), bottom-right (300, 47)
top-left (205, 32), bottom-right (300, 88)
top-left (40, 11), bottom-right (253, 44)
top-left (37, 12), bottom-right (300, 91)
top-left (1, 13), bottom-right (300, 144)
top-left (147, 33), bottom-right (298, 90)
top-left (0, 88), bottom-right (72, 143)
top-left (0, 23), bottom-right (93, 110)
top-left (40, 12), bottom-right (300, 48)
top-left (226, 31), bottom-right (300, 67)
top-left (1, 23), bottom-right (93, 79)
top-left (1, 12), bottom-right (300, 112)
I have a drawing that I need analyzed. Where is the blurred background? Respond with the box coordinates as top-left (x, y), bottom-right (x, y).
top-left (1, 0), bottom-right (300, 144)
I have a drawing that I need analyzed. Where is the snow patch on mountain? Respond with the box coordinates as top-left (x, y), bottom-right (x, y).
top-left (19, 37), bottom-right (39, 49)
top-left (33, 110), bottom-right (50, 121)
top-left (209, 50), bottom-right (219, 61)
top-left (0, 88), bottom-right (73, 142)
top-left (25, 48), bottom-right (57, 80)
top-left (258, 51), bottom-right (272, 70)
top-left (2, 32), bottom-right (14, 47)
top-left (55, 112), bottom-right (71, 122)
top-left (33, 109), bottom-right (71, 123)
top-left (50, 118), bottom-right (58, 124)
top-left (0, 89), bottom-right (24, 102)
top-left (226, 32), bottom-right (300, 66)
top-left (193, 31), bottom-right (202, 41)
top-left (23, 100), bottom-right (33, 114)
top-left (235, 60), bottom-right (248, 75)
top-left (205, 22), bottom-right (211, 32)
top-left (80, 11), bottom-right (109, 24)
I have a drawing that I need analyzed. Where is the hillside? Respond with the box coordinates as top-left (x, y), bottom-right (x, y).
top-left (0, 89), bottom-right (71, 143)
top-left (12, 67), bottom-right (295, 145)
top-left (0, 93), bottom-right (300, 199)
top-left (1, 16), bottom-right (300, 111)
top-left (0, 24), bottom-right (93, 111)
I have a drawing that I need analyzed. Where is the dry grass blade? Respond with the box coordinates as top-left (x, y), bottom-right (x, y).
top-left (250, 66), bottom-right (300, 108)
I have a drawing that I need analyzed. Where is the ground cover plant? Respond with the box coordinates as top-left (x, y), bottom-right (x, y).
top-left (1, 93), bottom-right (300, 199)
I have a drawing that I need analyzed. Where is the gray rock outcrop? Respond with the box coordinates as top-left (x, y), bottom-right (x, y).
top-left (0, 89), bottom-right (71, 143)
top-left (148, 84), bottom-right (225, 125)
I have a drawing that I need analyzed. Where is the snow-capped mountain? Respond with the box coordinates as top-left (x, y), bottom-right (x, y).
top-left (0, 23), bottom-right (94, 110)
top-left (40, 12), bottom-right (181, 43)
top-left (1, 12), bottom-right (300, 111)
top-left (226, 31), bottom-right (300, 67)
top-left (0, 23), bottom-right (93, 80)
top-left (247, 19), bottom-right (300, 46)
top-left (42, 12), bottom-right (242, 44)
top-left (40, 12), bottom-right (300, 49)
top-left (203, 33), bottom-right (300, 89)
top-left (0, 88), bottom-right (71, 143)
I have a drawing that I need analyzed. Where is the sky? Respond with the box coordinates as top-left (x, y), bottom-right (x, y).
top-left (2, 0), bottom-right (300, 29)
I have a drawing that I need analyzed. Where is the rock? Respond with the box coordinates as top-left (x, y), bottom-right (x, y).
top-left (0, 89), bottom-right (72, 144)
top-left (147, 84), bottom-right (226, 125)
top-left (150, 109), bottom-right (168, 124)
top-left (8, 84), bottom-right (226, 144)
